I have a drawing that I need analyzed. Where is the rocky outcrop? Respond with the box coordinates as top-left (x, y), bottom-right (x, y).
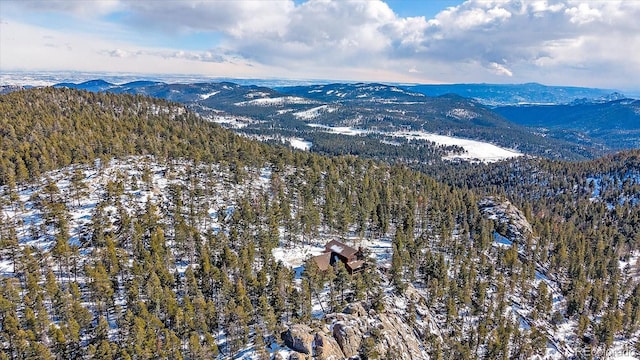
top-left (282, 285), bottom-right (437, 359)
top-left (281, 324), bottom-right (345, 360)
top-left (287, 353), bottom-right (309, 360)
top-left (479, 196), bottom-right (533, 242)
top-left (343, 302), bottom-right (367, 317)
top-left (327, 309), bottom-right (431, 360)
top-left (314, 332), bottom-right (345, 360)
top-left (281, 324), bottom-right (315, 355)
top-left (372, 313), bottom-right (425, 359)
top-left (332, 322), bottom-right (364, 357)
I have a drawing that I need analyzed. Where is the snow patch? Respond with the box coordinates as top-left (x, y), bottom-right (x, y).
top-left (234, 96), bottom-right (316, 106)
top-left (293, 105), bottom-right (337, 120)
top-left (390, 131), bottom-right (522, 163)
top-left (307, 123), bottom-right (371, 136)
top-left (493, 232), bottom-right (512, 247)
top-left (272, 244), bottom-right (325, 270)
top-left (446, 108), bottom-right (478, 120)
top-left (287, 138), bottom-right (313, 151)
top-left (199, 91), bottom-right (220, 100)
top-left (205, 114), bottom-right (255, 128)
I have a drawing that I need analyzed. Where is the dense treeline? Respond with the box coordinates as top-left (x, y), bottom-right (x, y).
top-left (0, 88), bottom-right (268, 187)
top-left (434, 151), bottom-right (640, 354)
top-left (0, 88), bottom-right (639, 359)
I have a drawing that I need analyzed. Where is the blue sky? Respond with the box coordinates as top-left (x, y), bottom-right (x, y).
top-left (1, 0), bottom-right (639, 91)
top-left (385, 1), bottom-right (463, 17)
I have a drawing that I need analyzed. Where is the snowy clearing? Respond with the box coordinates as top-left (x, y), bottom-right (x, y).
top-left (199, 91), bottom-right (220, 100)
top-left (206, 114), bottom-right (256, 128)
top-left (287, 138), bottom-right (313, 151)
top-left (390, 130), bottom-right (523, 163)
top-left (307, 123), bottom-right (371, 136)
top-left (271, 244), bottom-right (325, 270)
top-left (234, 96), bottom-right (317, 106)
top-left (305, 124), bottom-right (522, 162)
top-left (446, 108), bottom-right (479, 120)
top-left (293, 105), bottom-right (337, 120)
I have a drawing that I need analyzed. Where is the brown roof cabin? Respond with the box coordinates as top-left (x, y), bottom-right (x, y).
top-left (312, 240), bottom-right (365, 274)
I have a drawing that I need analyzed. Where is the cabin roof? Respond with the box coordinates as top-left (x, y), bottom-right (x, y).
top-left (346, 260), bottom-right (365, 272)
top-left (312, 252), bottom-right (331, 272)
top-left (324, 239), bottom-right (359, 259)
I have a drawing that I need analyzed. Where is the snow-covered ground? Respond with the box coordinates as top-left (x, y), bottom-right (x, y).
top-left (305, 123), bottom-right (522, 163)
top-left (446, 108), bottom-right (479, 120)
top-left (307, 123), bottom-right (371, 136)
top-left (272, 243), bottom-right (325, 271)
top-left (293, 105), bottom-right (337, 120)
top-left (239, 134), bottom-right (313, 151)
top-left (206, 114), bottom-right (256, 128)
top-left (493, 231), bottom-right (513, 247)
top-left (287, 138), bottom-right (313, 151)
top-left (390, 131), bottom-right (522, 163)
top-left (271, 235), bottom-right (393, 272)
top-left (1, 152), bottom-right (634, 359)
top-left (0, 156), bottom-right (270, 266)
top-left (234, 96), bottom-right (317, 106)
top-left (199, 91), bottom-right (220, 100)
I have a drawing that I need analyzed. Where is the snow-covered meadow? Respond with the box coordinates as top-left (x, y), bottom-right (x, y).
top-left (390, 131), bottom-right (522, 163)
top-left (304, 123), bottom-right (522, 163)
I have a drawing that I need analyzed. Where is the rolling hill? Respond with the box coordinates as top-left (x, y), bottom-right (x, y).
top-left (54, 80), bottom-right (601, 161)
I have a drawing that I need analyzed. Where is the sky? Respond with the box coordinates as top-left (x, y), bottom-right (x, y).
top-left (1, 0), bottom-right (639, 91)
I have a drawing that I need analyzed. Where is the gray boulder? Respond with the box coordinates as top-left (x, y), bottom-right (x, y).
top-left (281, 324), bottom-right (315, 355)
top-left (314, 332), bottom-right (345, 360)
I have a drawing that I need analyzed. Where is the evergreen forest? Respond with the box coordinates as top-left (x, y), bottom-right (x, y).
top-left (0, 88), bottom-right (639, 359)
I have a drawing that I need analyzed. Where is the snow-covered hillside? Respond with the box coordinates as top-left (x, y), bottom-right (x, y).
top-left (293, 105), bottom-right (337, 120)
top-left (1, 154), bottom-right (638, 359)
top-left (234, 96), bottom-right (317, 107)
top-left (1, 157), bottom-right (268, 256)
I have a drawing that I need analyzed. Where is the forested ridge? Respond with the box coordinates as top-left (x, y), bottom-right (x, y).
top-left (0, 88), bottom-right (639, 359)
top-left (0, 88), bottom-right (268, 187)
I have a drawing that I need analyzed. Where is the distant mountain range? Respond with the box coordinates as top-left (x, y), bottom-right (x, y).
top-left (495, 98), bottom-right (640, 150)
top-left (404, 82), bottom-right (626, 106)
top-left (4, 79), bottom-right (629, 105)
top-left (3, 79), bottom-right (638, 161)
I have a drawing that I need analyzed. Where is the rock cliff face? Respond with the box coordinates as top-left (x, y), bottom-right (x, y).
top-left (479, 196), bottom-right (533, 242)
top-left (331, 321), bottom-right (362, 357)
top-left (281, 285), bottom-right (438, 359)
top-left (281, 324), bottom-right (344, 360)
top-left (282, 324), bottom-right (315, 355)
top-left (314, 332), bottom-right (345, 360)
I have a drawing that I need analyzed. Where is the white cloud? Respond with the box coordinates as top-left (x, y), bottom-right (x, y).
top-left (105, 49), bottom-right (128, 58)
top-left (1, 0), bottom-right (640, 89)
top-left (531, 1), bottom-right (565, 14)
top-left (0, 20), bottom-right (266, 77)
top-left (489, 62), bottom-right (513, 77)
top-left (15, 0), bottom-right (121, 16)
top-left (565, 3), bottom-right (602, 24)
top-left (120, 0), bottom-right (293, 37)
top-left (450, 6), bottom-right (511, 30)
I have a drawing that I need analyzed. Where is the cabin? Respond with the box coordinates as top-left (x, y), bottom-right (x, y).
top-left (312, 240), bottom-right (365, 274)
